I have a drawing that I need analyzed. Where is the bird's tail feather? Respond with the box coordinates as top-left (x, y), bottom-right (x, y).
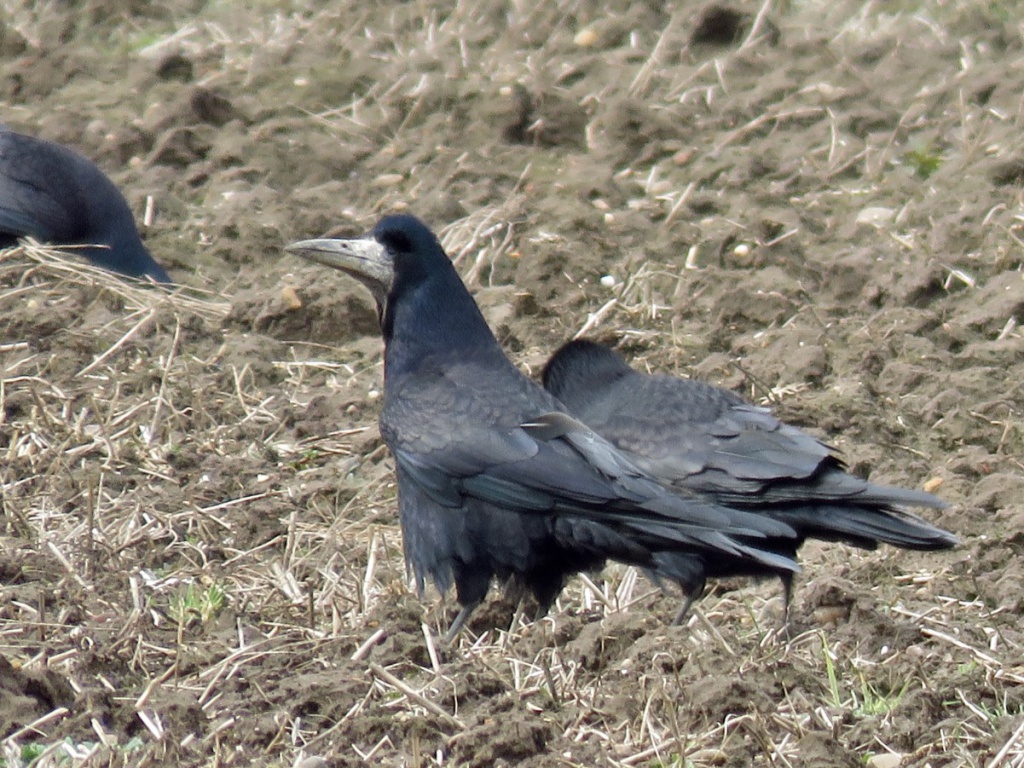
top-left (772, 505), bottom-right (958, 550)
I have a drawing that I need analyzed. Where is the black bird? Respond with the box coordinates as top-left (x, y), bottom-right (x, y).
top-left (543, 339), bottom-right (958, 620)
top-left (0, 128), bottom-right (172, 283)
top-left (287, 214), bottom-right (801, 637)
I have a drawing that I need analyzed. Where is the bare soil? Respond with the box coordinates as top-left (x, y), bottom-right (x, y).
top-left (1, 1), bottom-right (1023, 766)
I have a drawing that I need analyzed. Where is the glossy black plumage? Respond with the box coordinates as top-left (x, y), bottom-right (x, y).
top-left (0, 128), bottom-right (171, 283)
top-left (542, 339), bottom-right (958, 618)
top-left (287, 215), bottom-right (801, 636)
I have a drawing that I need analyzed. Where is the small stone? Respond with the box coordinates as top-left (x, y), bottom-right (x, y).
top-left (574, 28), bottom-right (599, 47)
top-left (600, 275), bottom-right (617, 288)
top-left (923, 476), bottom-right (944, 494)
top-left (672, 148), bottom-right (695, 166)
top-left (868, 753), bottom-right (903, 768)
top-left (856, 206), bottom-right (895, 226)
top-left (372, 173), bottom-right (405, 187)
top-left (281, 285), bottom-right (302, 311)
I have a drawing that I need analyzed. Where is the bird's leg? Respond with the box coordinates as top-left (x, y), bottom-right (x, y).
top-left (671, 594), bottom-right (696, 626)
top-left (778, 573), bottom-right (795, 638)
top-left (531, 600), bottom-right (551, 624)
top-left (444, 601), bottom-right (481, 644)
top-left (671, 579), bottom-right (706, 625)
top-left (507, 598), bottom-right (527, 635)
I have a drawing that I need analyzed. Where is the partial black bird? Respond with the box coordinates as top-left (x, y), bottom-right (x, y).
top-left (287, 214), bottom-right (801, 637)
top-left (543, 339), bottom-right (958, 621)
top-left (0, 128), bottom-right (172, 283)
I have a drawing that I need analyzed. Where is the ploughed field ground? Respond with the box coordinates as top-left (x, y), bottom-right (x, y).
top-left (1, 0), bottom-right (1023, 766)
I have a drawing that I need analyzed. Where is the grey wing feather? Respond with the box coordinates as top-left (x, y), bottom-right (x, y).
top-left (595, 376), bottom-right (946, 510)
top-left (601, 378), bottom-right (830, 486)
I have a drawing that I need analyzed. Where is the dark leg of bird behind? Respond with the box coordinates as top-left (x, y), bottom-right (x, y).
top-left (523, 571), bottom-right (565, 624)
top-left (504, 578), bottom-right (548, 631)
top-left (778, 572), bottom-right (795, 637)
top-left (443, 601), bottom-right (481, 643)
top-left (672, 579), bottom-right (706, 625)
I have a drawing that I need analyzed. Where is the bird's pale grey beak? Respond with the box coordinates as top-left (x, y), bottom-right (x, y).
top-left (285, 236), bottom-right (394, 302)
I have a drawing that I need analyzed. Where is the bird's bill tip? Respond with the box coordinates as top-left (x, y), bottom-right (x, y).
top-left (286, 236), bottom-right (367, 265)
top-left (284, 237), bottom-right (346, 258)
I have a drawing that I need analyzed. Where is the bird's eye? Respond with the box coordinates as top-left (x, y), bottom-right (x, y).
top-left (379, 230), bottom-right (413, 254)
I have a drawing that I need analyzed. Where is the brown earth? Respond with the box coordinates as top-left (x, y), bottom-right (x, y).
top-left (1, 0), bottom-right (1023, 766)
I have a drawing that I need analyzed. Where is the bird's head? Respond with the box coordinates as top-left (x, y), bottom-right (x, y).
top-left (287, 214), bottom-right (444, 318)
top-left (83, 232), bottom-right (172, 284)
top-left (286, 213), bottom-right (478, 342)
top-left (542, 339), bottom-right (634, 405)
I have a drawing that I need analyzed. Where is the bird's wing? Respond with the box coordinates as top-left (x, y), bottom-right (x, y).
top-left (595, 376), bottom-right (831, 487)
top-left (572, 372), bottom-right (945, 515)
top-left (384, 368), bottom-right (798, 566)
top-left (629, 411), bottom-right (839, 496)
top-left (582, 376), bottom-right (952, 551)
top-left (618, 401), bottom-right (948, 508)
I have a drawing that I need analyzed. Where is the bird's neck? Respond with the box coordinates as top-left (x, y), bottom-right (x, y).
top-left (382, 272), bottom-right (507, 381)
